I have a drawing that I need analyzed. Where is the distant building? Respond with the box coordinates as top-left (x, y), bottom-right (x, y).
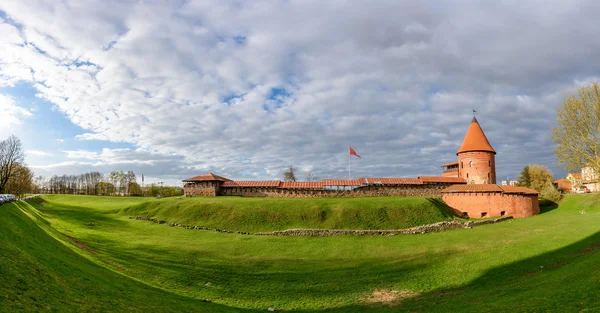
top-left (554, 178), bottom-right (572, 193)
top-left (500, 180), bottom-right (517, 186)
top-left (566, 173), bottom-right (584, 191)
top-left (582, 166), bottom-right (600, 192)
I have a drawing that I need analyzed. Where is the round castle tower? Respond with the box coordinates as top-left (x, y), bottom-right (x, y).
top-left (457, 116), bottom-right (496, 184)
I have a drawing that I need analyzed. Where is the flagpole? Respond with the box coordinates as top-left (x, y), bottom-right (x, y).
top-left (348, 145), bottom-right (351, 180)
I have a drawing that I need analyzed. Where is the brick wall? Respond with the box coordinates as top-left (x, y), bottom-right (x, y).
top-left (442, 192), bottom-right (539, 218)
top-left (458, 151), bottom-right (496, 184)
top-left (216, 183), bottom-right (453, 198)
top-left (183, 181), bottom-right (219, 196)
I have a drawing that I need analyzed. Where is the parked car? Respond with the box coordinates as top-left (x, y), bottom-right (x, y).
top-left (0, 194), bottom-right (16, 204)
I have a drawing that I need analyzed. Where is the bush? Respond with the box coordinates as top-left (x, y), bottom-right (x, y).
top-left (541, 185), bottom-right (563, 203)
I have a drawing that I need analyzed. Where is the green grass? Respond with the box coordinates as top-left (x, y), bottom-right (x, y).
top-left (3, 194), bottom-right (600, 312)
top-left (0, 200), bottom-right (245, 312)
top-left (120, 196), bottom-right (456, 232)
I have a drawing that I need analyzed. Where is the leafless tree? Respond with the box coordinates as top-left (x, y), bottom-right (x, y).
top-left (305, 170), bottom-right (318, 182)
top-left (0, 135), bottom-right (25, 193)
top-left (283, 165), bottom-right (297, 182)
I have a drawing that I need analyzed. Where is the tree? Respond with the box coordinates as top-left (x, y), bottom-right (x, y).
top-left (283, 165), bottom-right (297, 182)
top-left (96, 182), bottom-right (115, 196)
top-left (128, 182), bottom-right (142, 196)
top-left (305, 170), bottom-right (317, 182)
top-left (528, 165), bottom-right (555, 193)
top-left (517, 165), bottom-right (531, 187)
top-left (4, 164), bottom-right (33, 198)
top-left (0, 135), bottom-right (25, 193)
top-left (516, 164), bottom-right (560, 201)
top-left (552, 81), bottom-right (600, 174)
top-left (108, 171), bottom-right (119, 195)
top-left (125, 171), bottom-right (136, 195)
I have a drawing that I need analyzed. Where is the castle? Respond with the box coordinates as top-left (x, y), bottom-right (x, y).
top-left (183, 117), bottom-right (540, 218)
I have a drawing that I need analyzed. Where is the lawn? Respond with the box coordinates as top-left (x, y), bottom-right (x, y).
top-left (2, 194), bottom-right (600, 312)
top-left (120, 195), bottom-right (456, 231)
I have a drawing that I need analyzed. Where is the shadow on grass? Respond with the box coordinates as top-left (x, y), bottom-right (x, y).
top-left (25, 197), bottom-right (129, 229)
top-left (425, 197), bottom-right (458, 218)
top-left (539, 199), bottom-right (559, 214)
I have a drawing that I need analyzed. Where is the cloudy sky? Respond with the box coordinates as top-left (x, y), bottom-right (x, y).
top-left (0, 0), bottom-right (597, 185)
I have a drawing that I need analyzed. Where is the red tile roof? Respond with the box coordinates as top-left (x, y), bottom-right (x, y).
top-left (279, 182), bottom-right (323, 189)
top-left (221, 180), bottom-right (281, 187)
top-left (499, 186), bottom-right (539, 195)
top-left (569, 173), bottom-right (582, 179)
top-left (322, 179), bottom-right (363, 186)
top-left (457, 116), bottom-right (496, 155)
top-left (441, 184), bottom-right (503, 193)
top-left (365, 178), bottom-right (423, 185)
top-left (442, 161), bottom-right (459, 167)
top-left (418, 176), bottom-right (466, 184)
top-left (183, 173), bottom-right (231, 182)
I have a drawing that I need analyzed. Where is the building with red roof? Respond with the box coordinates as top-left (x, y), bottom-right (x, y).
top-left (183, 116), bottom-right (539, 218)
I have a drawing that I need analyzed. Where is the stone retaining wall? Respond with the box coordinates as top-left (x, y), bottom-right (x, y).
top-left (133, 215), bottom-right (513, 236)
top-left (217, 183), bottom-right (451, 198)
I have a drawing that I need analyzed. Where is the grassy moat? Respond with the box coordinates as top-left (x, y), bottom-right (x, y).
top-left (2, 194), bottom-right (600, 312)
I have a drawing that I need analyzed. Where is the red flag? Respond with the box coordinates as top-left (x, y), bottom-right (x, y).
top-left (349, 146), bottom-right (361, 158)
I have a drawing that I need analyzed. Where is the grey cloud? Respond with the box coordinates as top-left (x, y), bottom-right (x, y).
top-left (1, 0), bottom-right (596, 182)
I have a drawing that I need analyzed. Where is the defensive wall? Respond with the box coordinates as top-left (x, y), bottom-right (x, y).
top-left (183, 175), bottom-right (466, 198)
top-left (182, 117), bottom-right (540, 219)
top-left (441, 184), bottom-right (539, 218)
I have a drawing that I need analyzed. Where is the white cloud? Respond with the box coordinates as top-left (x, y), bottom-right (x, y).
top-left (1, 1), bottom-right (599, 180)
top-left (26, 150), bottom-right (53, 157)
top-left (0, 94), bottom-right (32, 128)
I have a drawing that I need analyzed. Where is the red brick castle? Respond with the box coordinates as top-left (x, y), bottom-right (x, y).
top-left (183, 117), bottom-right (540, 218)
top-left (440, 117), bottom-right (539, 218)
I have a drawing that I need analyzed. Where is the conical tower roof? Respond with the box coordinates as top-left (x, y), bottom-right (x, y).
top-left (457, 116), bottom-right (496, 155)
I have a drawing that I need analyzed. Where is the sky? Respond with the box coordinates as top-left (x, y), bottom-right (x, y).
top-left (0, 0), bottom-right (598, 186)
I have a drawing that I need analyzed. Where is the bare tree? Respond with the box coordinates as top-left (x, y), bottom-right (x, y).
top-left (305, 170), bottom-right (317, 182)
top-left (283, 165), bottom-right (297, 182)
top-left (0, 135), bottom-right (25, 193)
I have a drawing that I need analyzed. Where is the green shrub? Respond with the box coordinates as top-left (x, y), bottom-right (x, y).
top-left (541, 185), bottom-right (562, 203)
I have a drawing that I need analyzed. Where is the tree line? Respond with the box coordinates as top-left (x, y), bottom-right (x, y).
top-left (0, 135), bottom-right (182, 198)
top-left (36, 171), bottom-right (182, 197)
top-left (38, 171), bottom-right (142, 196)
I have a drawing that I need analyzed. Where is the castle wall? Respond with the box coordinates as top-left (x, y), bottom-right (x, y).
top-left (442, 192), bottom-right (539, 218)
top-left (458, 151), bottom-right (496, 184)
top-left (216, 183), bottom-right (453, 198)
top-left (183, 181), bottom-right (219, 196)
top-left (442, 170), bottom-right (459, 178)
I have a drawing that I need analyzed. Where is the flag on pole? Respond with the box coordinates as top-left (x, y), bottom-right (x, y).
top-left (349, 146), bottom-right (361, 158)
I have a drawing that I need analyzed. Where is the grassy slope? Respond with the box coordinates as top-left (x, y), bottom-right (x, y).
top-left (120, 196), bottom-right (456, 231)
top-left (0, 200), bottom-right (246, 312)
top-left (4, 194), bottom-right (600, 312)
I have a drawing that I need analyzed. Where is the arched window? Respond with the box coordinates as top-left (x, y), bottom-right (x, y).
top-left (467, 173), bottom-right (469, 178)
top-left (469, 161), bottom-right (473, 167)
top-left (461, 161), bottom-right (463, 168)
top-left (488, 160), bottom-right (490, 167)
